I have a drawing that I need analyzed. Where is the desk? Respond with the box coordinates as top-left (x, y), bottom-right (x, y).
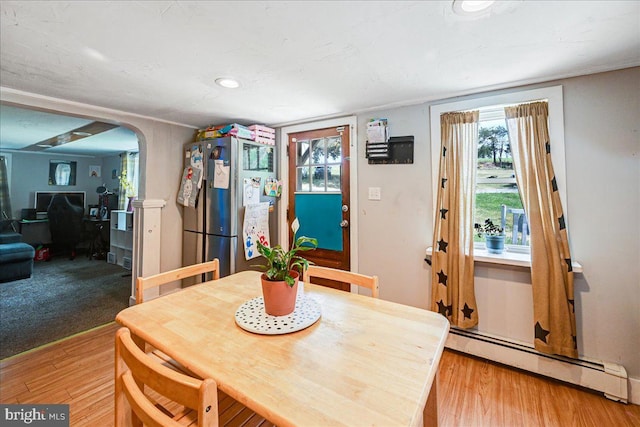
top-left (19, 218), bottom-right (110, 254)
top-left (18, 219), bottom-right (51, 245)
top-left (116, 271), bottom-right (449, 427)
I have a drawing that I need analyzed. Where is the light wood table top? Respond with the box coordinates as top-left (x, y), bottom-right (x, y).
top-left (116, 270), bottom-right (449, 427)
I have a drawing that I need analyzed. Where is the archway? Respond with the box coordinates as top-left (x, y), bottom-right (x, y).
top-left (0, 102), bottom-right (145, 358)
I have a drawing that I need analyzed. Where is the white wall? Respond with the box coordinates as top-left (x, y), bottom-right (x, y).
top-left (356, 105), bottom-right (432, 306)
top-left (561, 68), bottom-right (639, 379)
top-left (4, 152), bottom-right (109, 219)
top-left (354, 67), bottom-right (640, 383)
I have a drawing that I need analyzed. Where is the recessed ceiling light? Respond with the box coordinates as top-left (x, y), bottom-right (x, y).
top-left (215, 77), bottom-right (240, 89)
top-left (72, 131), bottom-right (93, 137)
top-left (452, 0), bottom-right (495, 15)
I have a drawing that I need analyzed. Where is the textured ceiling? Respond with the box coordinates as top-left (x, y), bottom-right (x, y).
top-left (1, 1), bottom-right (639, 155)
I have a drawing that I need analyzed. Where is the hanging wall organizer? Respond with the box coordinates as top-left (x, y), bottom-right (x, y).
top-left (366, 136), bottom-right (414, 164)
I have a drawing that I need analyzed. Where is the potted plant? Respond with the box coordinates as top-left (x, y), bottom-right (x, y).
top-left (475, 218), bottom-right (505, 254)
top-left (255, 218), bottom-right (318, 316)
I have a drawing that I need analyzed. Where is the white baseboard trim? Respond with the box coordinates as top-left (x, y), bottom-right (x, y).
top-left (446, 328), bottom-right (629, 403)
top-left (629, 376), bottom-right (640, 405)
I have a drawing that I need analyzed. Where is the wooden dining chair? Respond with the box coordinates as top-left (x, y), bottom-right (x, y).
top-left (304, 265), bottom-right (379, 298)
top-left (135, 259), bottom-right (220, 376)
top-left (115, 327), bottom-right (218, 427)
top-left (136, 259), bottom-right (220, 304)
top-left (130, 262), bottom-right (273, 426)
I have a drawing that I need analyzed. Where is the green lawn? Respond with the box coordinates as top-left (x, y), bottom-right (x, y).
top-left (475, 192), bottom-right (524, 242)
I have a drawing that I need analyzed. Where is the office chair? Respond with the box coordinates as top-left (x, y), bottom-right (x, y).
top-left (47, 195), bottom-right (84, 259)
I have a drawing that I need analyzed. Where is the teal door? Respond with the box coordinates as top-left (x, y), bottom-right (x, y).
top-left (288, 126), bottom-right (351, 291)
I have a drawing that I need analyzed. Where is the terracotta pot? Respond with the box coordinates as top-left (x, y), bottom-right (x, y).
top-left (261, 271), bottom-right (299, 316)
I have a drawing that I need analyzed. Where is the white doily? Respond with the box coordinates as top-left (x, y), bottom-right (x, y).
top-left (234, 296), bottom-right (321, 335)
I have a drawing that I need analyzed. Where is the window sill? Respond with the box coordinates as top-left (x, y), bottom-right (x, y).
top-left (425, 247), bottom-right (583, 273)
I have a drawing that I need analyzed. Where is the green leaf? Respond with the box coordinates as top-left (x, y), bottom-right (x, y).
top-left (285, 275), bottom-right (295, 287)
top-left (255, 220), bottom-right (316, 284)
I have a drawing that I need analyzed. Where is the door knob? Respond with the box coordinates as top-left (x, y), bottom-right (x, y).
top-left (340, 220), bottom-right (349, 228)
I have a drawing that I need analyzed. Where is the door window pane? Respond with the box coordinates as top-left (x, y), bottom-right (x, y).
top-left (297, 141), bottom-right (310, 165)
top-left (311, 139), bottom-right (326, 164)
top-left (326, 137), bottom-right (342, 163)
top-left (297, 167), bottom-right (310, 191)
top-left (311, 171), bottom-right (325, 192)
top-left (326, 165), bottom-right (341, 191)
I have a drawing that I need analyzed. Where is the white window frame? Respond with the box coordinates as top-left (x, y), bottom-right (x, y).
top-left (429, 86), bottom-right (569, 262)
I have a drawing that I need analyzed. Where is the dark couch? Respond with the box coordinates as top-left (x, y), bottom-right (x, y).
top-left (0, 230), bottom-right (35, 283)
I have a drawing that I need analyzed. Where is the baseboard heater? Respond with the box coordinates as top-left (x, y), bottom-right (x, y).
top-left (446, 327), bottom-right (628, 403)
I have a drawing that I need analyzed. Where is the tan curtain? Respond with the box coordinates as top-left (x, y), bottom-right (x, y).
top-left (431, 111), bottom-right (479, 328)
top-left (127, 152), bottom-right (139, 198)
top-left (505, 101), bottom-right (577, 358)
top-left (0, 155), bottom-right (12, 222)
top-left (118, 153), bottom-right (129, 210)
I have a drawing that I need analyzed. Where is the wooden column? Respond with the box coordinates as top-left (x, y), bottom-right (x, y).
top-left (130, 199), bottom-right (165, 305)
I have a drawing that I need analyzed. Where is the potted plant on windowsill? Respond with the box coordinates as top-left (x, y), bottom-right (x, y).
top-left (255, 218), bottom-right (318, 316)
top-left (475, 218), bottom-right (505, 254)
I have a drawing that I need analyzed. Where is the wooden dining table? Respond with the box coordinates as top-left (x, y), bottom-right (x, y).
top-left (115, 270), bottom-right (449, 427)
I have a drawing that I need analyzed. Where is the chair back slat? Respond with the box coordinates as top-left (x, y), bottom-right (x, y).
top-left (304, 265), bottom-right (379, 298)
top-left (136, 259), bottom-right (220, 304)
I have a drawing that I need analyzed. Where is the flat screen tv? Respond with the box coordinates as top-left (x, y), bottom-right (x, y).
top-left (34, 191), bottom-right (86, 215)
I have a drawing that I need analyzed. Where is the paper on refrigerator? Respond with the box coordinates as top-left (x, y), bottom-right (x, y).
top-left (177, 166), bottom-right (202, 208)
top-left (243, 177), bottom-right (261, 206)
top-left (189, 144), bottom-right (205, 189)
top-left (242, 202), bottom-right (270, 260)
top-left (213, 160), bottom-right (230, 189)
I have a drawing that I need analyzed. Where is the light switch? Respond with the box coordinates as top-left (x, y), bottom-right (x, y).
top-left (368, 187), bottom-right (381, 200)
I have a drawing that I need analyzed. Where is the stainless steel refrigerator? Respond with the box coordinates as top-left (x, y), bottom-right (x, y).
top-left (182, 136), bottom-right (277, 282)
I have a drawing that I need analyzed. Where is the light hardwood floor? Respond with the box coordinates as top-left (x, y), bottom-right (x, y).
top-left (1, 322), bottom-right (639, 426)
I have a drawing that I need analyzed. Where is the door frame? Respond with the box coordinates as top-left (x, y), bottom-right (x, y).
top-left (279, 116), bottom-right (359, 289)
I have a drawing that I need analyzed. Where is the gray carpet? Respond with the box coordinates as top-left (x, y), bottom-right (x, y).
top-left (0, 256), bottom-right (131, 359)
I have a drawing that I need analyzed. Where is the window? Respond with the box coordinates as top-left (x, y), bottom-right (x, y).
top-left (295, 136), bottom-right (342, 192)
top-left (430, 86), bottom-right (567, 259)
top-left (475, 107), bottom-right (528, 251)
top-left (243, 144), bottom-right (274, 172)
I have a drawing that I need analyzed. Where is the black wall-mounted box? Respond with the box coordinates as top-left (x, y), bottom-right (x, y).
top-left (366, 136), bottom-right (414, 165)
